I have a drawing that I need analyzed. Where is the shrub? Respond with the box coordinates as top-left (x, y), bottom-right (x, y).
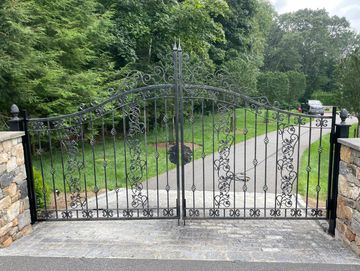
top-left (33, 167), bottom-right (51, 209)
top-left (257, 72), bottom-right (289, 103)
top-left (311, 91), bottom-right (340, 106)
top-left (286, 71), bottom-right (306, 106)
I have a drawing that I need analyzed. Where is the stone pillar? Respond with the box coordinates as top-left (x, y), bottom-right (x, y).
top-left (337, 138), bottom-right (360, 255)
top-left (0, 132), bottom-right (32, 248)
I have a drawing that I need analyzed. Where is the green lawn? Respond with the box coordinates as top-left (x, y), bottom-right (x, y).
top-left (33, 107), bottom-right (279, 194)
top-left (298, 124), bottom-right (356, 203)
top-left (298, 133), bottom-right (331, 203)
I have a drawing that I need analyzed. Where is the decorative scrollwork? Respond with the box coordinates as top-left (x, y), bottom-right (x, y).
top-left (270, 209), bottom-right (281, 217)
top-left (249, 208), bottom-right (261, 217)
top-left (82, 210), bottom-right (93, 219)
top-left (290, 209), bottom-right (302, 217)
top-left (316, 118), bottom-right (328, 127)
top-left (163, 208), bottom-right (174, 217)
top-left (143, 209), bottom-right (154, 217)
top-left (229, 209), bottom-right (241, 217)
top-left (213, 103), bottom-right (234, 208)
top-left (61, 210), bottom-right (72, 219)
top-left (209, 209), bottom-right (220, 217)
top-left (126, 102), bottom-right (148, 208)
top-left (276, 124), bottom-right (299, 208)
top-left (57, 123), bottom-right (87, 210)
top-left (213, 103), bottom-right (249, 208)
top-left (123, 209), bottom-right (134, 218)
top-left (189, 209), bottom-right (200, 217)
top-left (311, 208), bottom-right (323, 217)
top-left (102, 209), bottom-right (113, 218)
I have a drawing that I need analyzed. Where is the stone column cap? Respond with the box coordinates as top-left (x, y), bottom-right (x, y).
top-left (0, 132), bottom-right (25, 143)
top-left (338, 138), bottom-right (360, 152)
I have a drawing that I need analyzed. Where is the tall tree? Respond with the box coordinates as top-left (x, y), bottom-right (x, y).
top-left (263, 9), bottom-right (357, 97)
top-left (0, 0), bottom-right (35, 113)
top-left (0, 0), bottom-right (115, 116)
top-left (338, 48), bottom-right (360, 130)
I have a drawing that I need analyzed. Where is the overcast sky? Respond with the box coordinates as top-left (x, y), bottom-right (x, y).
top-left (269, 0), bottom-right (360, 32)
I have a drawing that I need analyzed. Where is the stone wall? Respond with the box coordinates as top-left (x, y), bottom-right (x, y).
top-left (0, 132), bottom-right (32, 248)
top-left (337, 138), bottom-right (360, 255)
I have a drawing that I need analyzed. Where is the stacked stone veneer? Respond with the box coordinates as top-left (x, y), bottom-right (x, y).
top-left (337, 138), bottom-right (360, 255)
top-left (0, 132), bottom-right (32, 248)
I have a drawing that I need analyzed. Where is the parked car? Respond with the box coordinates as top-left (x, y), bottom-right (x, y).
top-left (300, 100), bottom-right (325, 115)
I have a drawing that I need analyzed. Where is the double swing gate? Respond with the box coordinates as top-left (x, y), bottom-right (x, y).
top-left (10, 45), bottom-right (341, 226)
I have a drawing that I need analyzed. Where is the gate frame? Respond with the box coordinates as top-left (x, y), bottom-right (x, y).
top-left (8, 44), bottom-right (348, 234)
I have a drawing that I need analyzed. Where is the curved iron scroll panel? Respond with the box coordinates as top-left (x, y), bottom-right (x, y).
top-left (125, 102), bottom-right (148, 208)
top-left (275, 124), bottom-right (299, 208)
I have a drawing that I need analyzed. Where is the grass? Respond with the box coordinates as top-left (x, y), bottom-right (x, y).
top-left (33, 107), bottom-right (279, 194)
top-left (298, 133), bottom-right (331, 203)
top-left (298, 124), bottom-right (356, 203)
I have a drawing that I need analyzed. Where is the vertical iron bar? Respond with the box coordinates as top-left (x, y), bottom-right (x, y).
top-left (253, 108), bottom-right (258, 212)
top-left (47, 120), bottom-right (58, 218)
top-left (274, 111), bottom-right (280, 214)
top-left (173, 44), bottom-right (181, 219)
top-left (144, 100), bottom-right (150, 212)
top-left (20, 111), bottom-right (37, 223)
top-left (233, 103), bottom-right (236, 212)
top-left (154, 99), bottom-right (159, 216)
top-left (122, 107), bottom-right (129, 211)
top-left (305, 118), bottom-right (312, 217)
top-left (295, 117), bottom-right (301, 213)
top-left (201, 99), bottom-right (205, 217)
top-left (79, 116), bottom-right (88, 217)
top-left (59, 126), bottom-right (68, 217)
top-left (329, 115), bottom-right (350, 235)
top-left (89, 114), bottom-right (99, 217)
top-left (178, 45), bottom-right (186, 220)
top-left (264, 109), bottom-right (269, 216)
top-left (326, 107), bottom-right (336, 219)
top-left (37, 130), bottom-right (48, 216)
top-left (243, 106), bottom-right (247, 217)
top-left (111, 111), bottom-right (119, 217)
top-left (212, 101), bottom-right (215, 211)
top-left (315, 121), bottom-right (324, 213)
top-left (191, 99), bottom-right (195, 210)
top-left (101, 118), bottom-right (109, 211)
top-left (164, 99), bottom-right (170, 210)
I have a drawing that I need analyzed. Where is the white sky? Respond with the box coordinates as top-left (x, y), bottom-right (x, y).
top-left (269, 0), bottom-right (360, 32)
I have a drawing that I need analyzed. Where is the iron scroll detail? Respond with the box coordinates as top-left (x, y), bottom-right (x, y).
top-left (276, 124), bottom-right (299, 208)
top-left (126, 102), bottom-right (148, 208)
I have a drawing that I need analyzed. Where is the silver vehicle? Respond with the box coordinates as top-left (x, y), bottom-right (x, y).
top-left (302, 100), bottom-right (325, 115)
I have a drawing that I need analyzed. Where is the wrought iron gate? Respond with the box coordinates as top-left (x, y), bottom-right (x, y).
top-left (10, 44), bottom-right (340, 223)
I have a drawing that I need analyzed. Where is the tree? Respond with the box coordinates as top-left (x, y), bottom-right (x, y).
top-left (257, 72), bottom-right (289, 103)
top-left (338, 48), bottom-right (360, 132)
top-left (0, 0), bottom-right (35, 113)
top-left (286, 71), bottom-right (306, 106)
top-left (263, 9), bottom-right (357, 97)
top-left (222, 57), bottom-right (259, 95)
top-left (0, 0), bottom-right (115, 116)
top-left (111, 0), bottom-right (228, 70)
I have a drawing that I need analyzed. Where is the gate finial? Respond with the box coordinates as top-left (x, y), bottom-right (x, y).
top-left (173, 39), bottom-right (177, 51)
top-left (339, 108), bottom-right (349, 124)
top-left (178, 38), bottom-right (182, 51)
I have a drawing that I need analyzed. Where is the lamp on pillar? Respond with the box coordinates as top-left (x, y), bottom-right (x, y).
top-left (9, 104), bottom-right (21, 131)
top-left (339, 108), bottom-right (350, 124)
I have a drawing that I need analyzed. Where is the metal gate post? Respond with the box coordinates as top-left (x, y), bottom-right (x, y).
top-left (328, 109), bottom-right (350, 236)
top-left (9, 105), bottom-right (37, 224)
top-left (177, 43), bottom-right (187, 222)
top-left (326, 107), bottom-right (336, 220)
